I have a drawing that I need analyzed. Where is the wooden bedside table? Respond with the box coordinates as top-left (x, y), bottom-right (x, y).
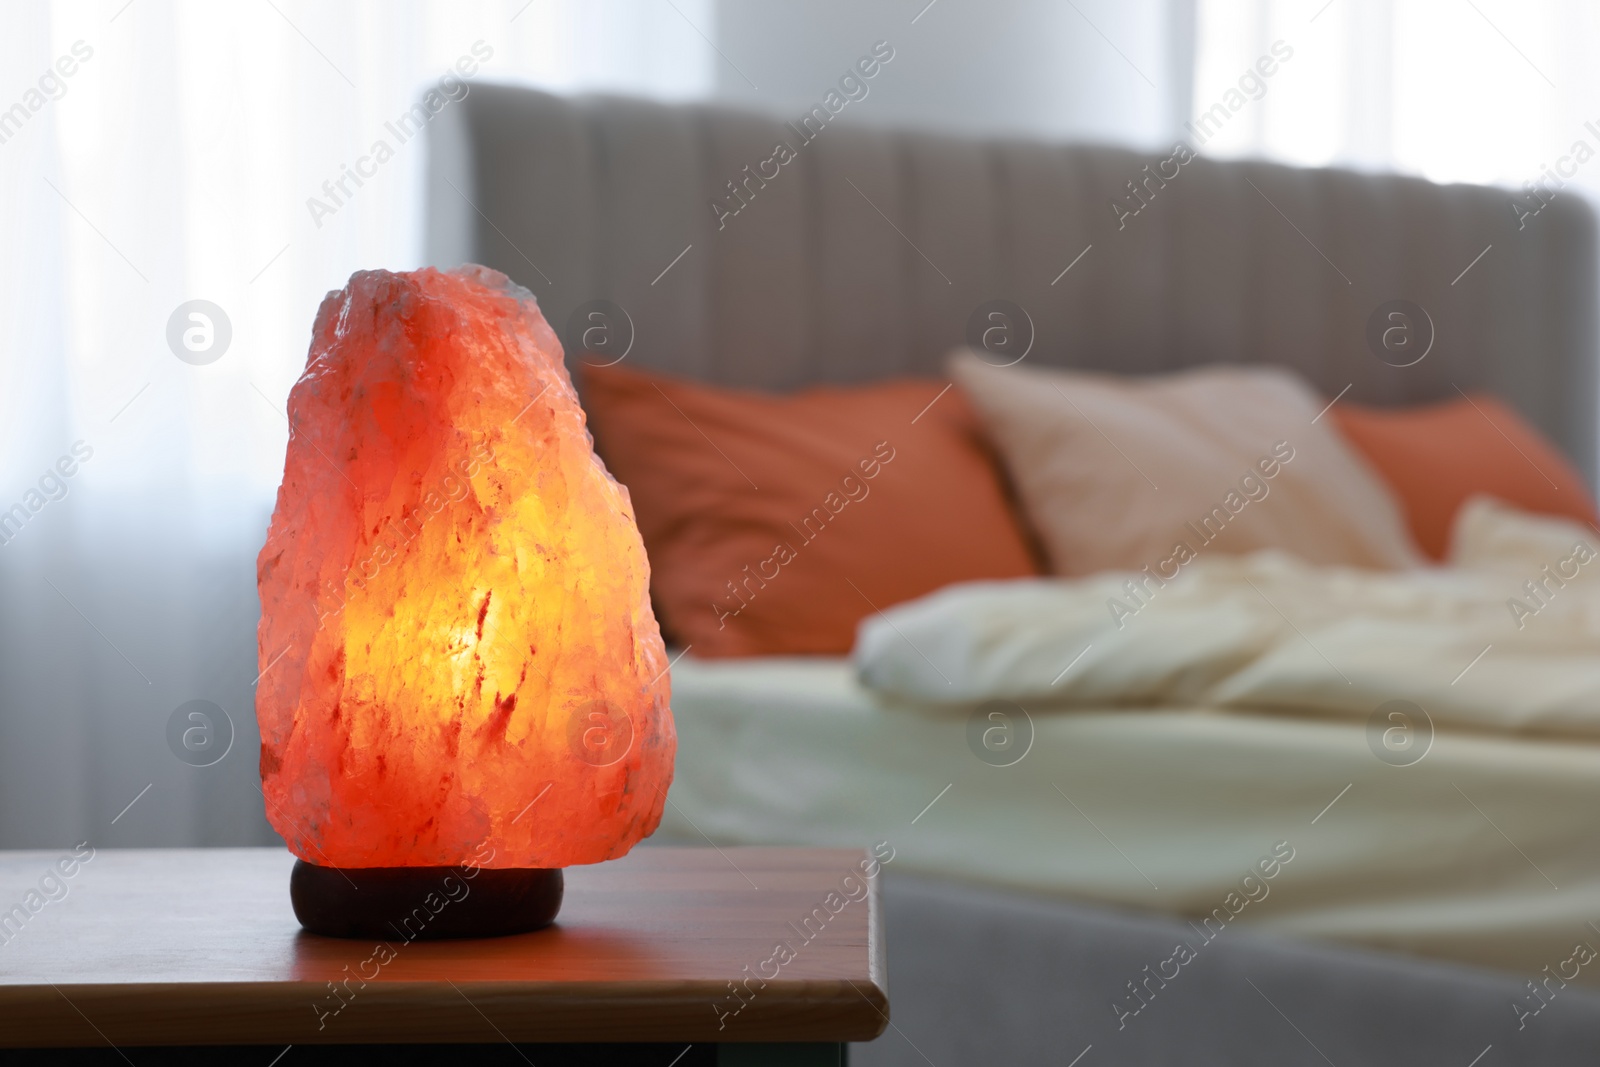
top-left (0, 846), bottom-right (888, 1064)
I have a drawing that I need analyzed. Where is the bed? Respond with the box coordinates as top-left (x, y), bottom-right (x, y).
top-left (428, 84), bottom-right (1600, 1064)
top-left (665, 653), bottom-right (1600, 979)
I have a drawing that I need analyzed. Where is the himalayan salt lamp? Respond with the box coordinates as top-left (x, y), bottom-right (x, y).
top-left (257, 266), bottom-right (675, 938)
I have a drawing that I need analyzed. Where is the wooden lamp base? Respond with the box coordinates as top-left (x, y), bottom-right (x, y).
top-left (289, 860), bottom-right (563, 939)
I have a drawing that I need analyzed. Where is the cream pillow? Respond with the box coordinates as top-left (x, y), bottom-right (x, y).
top-left (950, 352), bottom-right (1421, 576)
top-left (1450, 494), bottom-right (1598, 574)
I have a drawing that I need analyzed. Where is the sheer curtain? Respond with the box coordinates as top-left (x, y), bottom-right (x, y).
top-left (0, 0), bottom-right (712, 849)
top-left (1193, 0), bottom-right (1600, 195)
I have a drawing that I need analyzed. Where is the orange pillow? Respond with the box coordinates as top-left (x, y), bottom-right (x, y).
top-left (581, 364), bottom-right (1041, 656)
top-left (1329, 395), bottom-right (1598, 560)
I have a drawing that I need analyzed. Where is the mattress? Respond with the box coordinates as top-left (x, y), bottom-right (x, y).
top-left (660, 656), bottom-right (1600, 984)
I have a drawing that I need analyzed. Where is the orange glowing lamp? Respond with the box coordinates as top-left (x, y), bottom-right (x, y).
top-left (256, 266), bottom-right (675, 938)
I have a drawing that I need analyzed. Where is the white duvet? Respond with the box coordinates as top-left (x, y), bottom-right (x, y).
top-left (856, 497), bottom-right (1600, 740)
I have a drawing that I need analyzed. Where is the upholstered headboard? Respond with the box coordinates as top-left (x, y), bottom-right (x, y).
top-left (427, 84), bottom-right (1599, 483)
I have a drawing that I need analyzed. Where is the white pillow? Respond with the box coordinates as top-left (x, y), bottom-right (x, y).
top-left (1450, 494), bottom-right (1598, 574)
top-left (950, 352), bottom-right (1421, 576)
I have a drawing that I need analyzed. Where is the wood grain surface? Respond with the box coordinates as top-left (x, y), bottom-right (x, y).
top-left (0, 846), bottom-right (889, 1047)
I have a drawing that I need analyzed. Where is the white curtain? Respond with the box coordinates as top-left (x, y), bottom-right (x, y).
top-left (1193, 0), bottom-right (1600, 197)
top-left (0, 0), bottom-right (712, 849)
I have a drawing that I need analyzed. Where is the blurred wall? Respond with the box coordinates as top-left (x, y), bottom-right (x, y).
top-left (712, 0), bottom-right (1194, 146)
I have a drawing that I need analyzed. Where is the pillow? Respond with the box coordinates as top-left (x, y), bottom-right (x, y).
top-left (949, 352), bottom-right (1421, 576)
top-left (1450, 495), bottom-right (1598, 575)
top-left (1329, 395), bottom-right (1598, 560)
top-left (580, 363), bottom-right (1041, 657)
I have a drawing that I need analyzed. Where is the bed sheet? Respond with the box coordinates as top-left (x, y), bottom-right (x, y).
top-left (661, 655), bottom-right (1600, 984)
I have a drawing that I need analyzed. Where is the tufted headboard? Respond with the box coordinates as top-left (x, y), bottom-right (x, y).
top-left (427, 84), bottom-right (1599, 483)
